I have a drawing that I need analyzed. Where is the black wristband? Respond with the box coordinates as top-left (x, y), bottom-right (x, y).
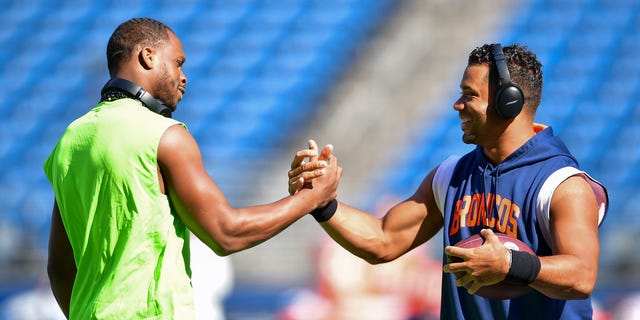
top-left (310, 199), bottom-right (338, 222)
top-left (506, 249), bottom-right (541, 285)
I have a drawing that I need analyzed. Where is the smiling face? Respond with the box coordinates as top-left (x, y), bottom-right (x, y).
top-left (151, 31), bottom-right (187, 111)
top-left (453, 63), bottom-right (498, 146)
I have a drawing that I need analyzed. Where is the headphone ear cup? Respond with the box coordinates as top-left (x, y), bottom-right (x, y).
top-left (495, 83), bottom-right (524, 118)
top-left (138, 94), bottom-right (172, 118)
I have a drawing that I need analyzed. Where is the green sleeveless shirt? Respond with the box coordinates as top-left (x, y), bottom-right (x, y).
top-left (44, 99), bottom-right (195, 319)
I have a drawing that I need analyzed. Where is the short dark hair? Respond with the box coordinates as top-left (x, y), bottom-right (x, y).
top-left (106, 18), bottom-right (173, 76)
top-left (468, 43), bottom-right (543, 112)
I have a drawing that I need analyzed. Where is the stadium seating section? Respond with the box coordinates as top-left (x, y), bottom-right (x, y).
top-left (0, 0), bottom-right (395, 261)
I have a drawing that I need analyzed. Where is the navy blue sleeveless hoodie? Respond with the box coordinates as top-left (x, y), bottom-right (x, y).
top-left (439, 127), bottom-right (607, 320)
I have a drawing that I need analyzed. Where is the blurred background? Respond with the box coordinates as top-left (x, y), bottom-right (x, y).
top-left (1, 0), bottom-right (640, 319)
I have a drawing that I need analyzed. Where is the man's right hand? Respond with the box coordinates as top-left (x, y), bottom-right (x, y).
top-left (288, 140), bottom-right (334, 195)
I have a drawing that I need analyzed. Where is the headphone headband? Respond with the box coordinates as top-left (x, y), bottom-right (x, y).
top-left (101, 78), bottom-right (172, 118)
top-left (492, 44), bottom-right (511, 85)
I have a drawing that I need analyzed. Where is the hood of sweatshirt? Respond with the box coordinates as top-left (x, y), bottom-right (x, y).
top-left (473, 125), bottom-right (578, 176)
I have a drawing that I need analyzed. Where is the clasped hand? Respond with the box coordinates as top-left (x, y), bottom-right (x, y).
top-left (288, 140), bottom-right (342, 206)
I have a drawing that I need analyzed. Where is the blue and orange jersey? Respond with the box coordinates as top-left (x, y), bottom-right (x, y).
top-left (432, 125), bottom-right (608, 319)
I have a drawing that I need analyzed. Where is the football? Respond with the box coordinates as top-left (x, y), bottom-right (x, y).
top-left (449, 233), bottom-right (535, 300)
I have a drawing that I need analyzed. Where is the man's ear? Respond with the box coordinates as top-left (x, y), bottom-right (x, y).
top-left (138, 47), bottom-right (155, 70)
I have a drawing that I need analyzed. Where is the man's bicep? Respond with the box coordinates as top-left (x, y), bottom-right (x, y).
top-left (549, 176), bottom-right (600, 257)
top-left (385, 169), bottom-right (444, 251)
top-left (157, 125), bottom-right (232, 251)
top-left (158, 125), bottom-right (228, 211)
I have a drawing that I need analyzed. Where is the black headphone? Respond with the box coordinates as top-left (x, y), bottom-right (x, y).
top-left (101, 78), bottom-right (172, 118)
top-left (492, 44), bottom-right (524, 118)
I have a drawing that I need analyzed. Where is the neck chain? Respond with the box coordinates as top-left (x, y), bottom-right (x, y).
top-left (101, 89), bottom-right (134, 102)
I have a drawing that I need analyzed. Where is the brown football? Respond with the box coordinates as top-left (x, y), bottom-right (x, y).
top-left (450, 233), bottom-right (535, 300)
